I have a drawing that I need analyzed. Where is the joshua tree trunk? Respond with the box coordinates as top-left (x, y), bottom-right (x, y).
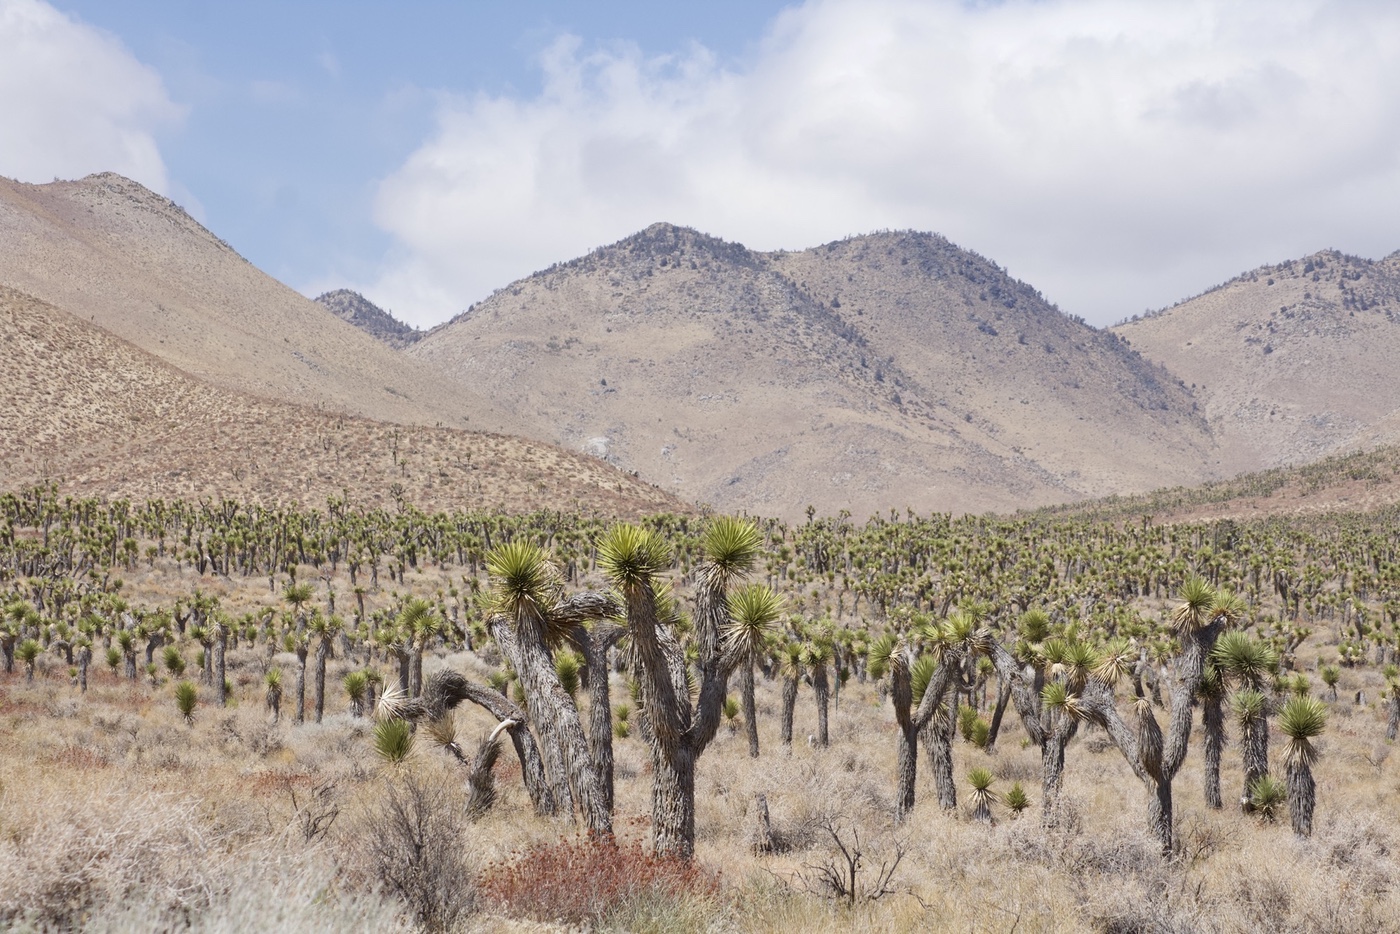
top-left (294, 644), bottom-right (308, 724)
top-left (214, 624), bottom-right (228, 707)
top-left (741, 663), bottom-right (760, 757)
top-left (1203, 694), bottom-right (1224, 809)
top-left (985, 678), bottom-right (1012, 752)
top-left (313, 636), bottom-right (330, 723)
top-left (573, 622), bottom-right (624, 814)
top-left (987, 643), bottom-right (1075, 826)
top-left (923, 705), bottom-right (957, 811)
top-left (1241, 716), bottom-right (1269, 810)
top-left (392, 645), bottom-right (410, 695)
top-left (892, 661), bottom-right (919, 821)
top-left (77, 646), bottom-right (90, 693)
top-left (1286, 758), bottom-right (1316, 837)
top-left (812, 658), bottom-right (830, 748)
top-left (409, 637), bottom-right (424, 697)
top-left (1388, 692), bottom-right (1400, 742)
top-left (411, 668), bottom-right (558, 817)
top-left (780, 674), bottom-right (798, 746)
top-left (1041, 730), bottom-right (1067, 819)
top-left (488, 606), bottom-right (611, 836)
top-left (889, 652), bottom-right (956, 823)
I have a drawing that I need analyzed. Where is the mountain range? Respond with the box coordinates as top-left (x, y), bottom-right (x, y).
top-left (6, 171), bottom-right (1400, 520)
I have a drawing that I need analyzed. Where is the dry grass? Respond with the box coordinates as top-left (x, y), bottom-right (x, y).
top-left (5, 618), bottom-right (1400, 933)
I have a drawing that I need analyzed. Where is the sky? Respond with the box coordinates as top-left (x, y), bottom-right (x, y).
top-left (3, 0), bottom-right (1400, 329)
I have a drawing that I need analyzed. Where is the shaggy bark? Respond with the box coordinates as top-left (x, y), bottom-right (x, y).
top-left (1202, 693), bottom-right (1225, 809)
top-left (570, 620), bottom-right (625, 813)
top-left (812, 657), bottom-right (831, 748)
top-left (486, 591), bottom-right (619, 834)
top-left (985, 678), bottom-right (1012, 752)
top-left (1286, 758), bottom-right (1316, 837)
top-left (740, 664), bottom-right (760, 757)
top-left (1241, 715), bottom-right (1270, 811)
top-left (923, 695), bottom-right (958, 811)
top-left (890, 653), bottom-right (956, 823)
top-left (780, 673), bottom-right (799, 746)
top-left (410, 668), bottom-right (557, 817)
top-left (293, 643), bottom-right (308, 725)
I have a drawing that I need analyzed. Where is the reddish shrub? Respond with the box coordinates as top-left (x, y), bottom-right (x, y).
top-left (479, 834), bottom-right (720, 924)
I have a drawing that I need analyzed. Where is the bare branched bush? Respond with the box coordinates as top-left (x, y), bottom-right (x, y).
top-left (342, 770), bottom-right (475, 933)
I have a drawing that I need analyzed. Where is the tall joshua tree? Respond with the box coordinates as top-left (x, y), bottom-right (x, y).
top-left (723, 582), bottom-right (782, 758)
top-left (1212, 629), bottom-right (1278, 811)
top-left (598, 518), bottom-right (761, 858)
top-left (485, 541), bottom-right (611, 837)
top-left (1077, 577), bottom-right (1224, 856)
top-left (777, 639), bottom-right (805, 746)
top-left (1279, 695), bottom-right (1327, 837)
top-left (1199, 590), bottom-right (1245, 810)
top-left (867, 614), bottom-right (970, 823)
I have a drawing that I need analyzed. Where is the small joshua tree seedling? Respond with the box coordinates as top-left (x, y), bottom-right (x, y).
top-left (174, 680), bottom-right (198, 725)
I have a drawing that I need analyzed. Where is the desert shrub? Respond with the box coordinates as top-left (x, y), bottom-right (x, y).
top-left (479, 835), bottom-right (720, 925)
top-left (347, 771), bottom-right (475, 933)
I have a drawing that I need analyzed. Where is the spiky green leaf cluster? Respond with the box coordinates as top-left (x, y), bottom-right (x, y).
top-left (1279, 696), bottom-right (1327, 767)
top-left (597, 524), bottom-right (671, 589)
top-left (486, 541), bottom-right (560, 616)
top-left (373, 718), bottom-right (415, 764)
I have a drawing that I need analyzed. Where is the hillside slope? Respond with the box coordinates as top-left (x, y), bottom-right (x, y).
top-left (1114, 249), bottom-right (1400, 474)
top-left (0, 173), bottom-right (520, 434)
top-left (409, 224), bottom-right (1218, 518)
top-left (0, 285), bottom-right (683, 517)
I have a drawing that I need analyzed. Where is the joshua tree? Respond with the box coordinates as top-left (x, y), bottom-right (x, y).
top-left (1212, 630), bottom-right (1279, 811)
top-left (807, 635), bottom-right (835, 748)
top-left (344, 669), bottom-right (369, 717)
top-left (286, 627), bottom-right (310, 725)
top-left (485, 540), bottom-right (611, 836)
top-left (1279, 695), bottom-right (1327, 837)
top-left (1198, 591), bottom-right (1244, 810)
top-left (265, 667), bottom-right (283, 724)
top-left (1076, 578), bottom-right (1225, 856)
top-left (985, 610), bottom-right (1125, 825)
top-left (867, 614), bottom-right (970, 823)
top-left (1385, 665), bottom-right (1400, 741)
top-left (1319, 664), bottom-right (1340, 702)
top-left (392, 667), bottom-right (559, 818)
top-left (75, 638), bottom-right (91, 693)
top-left (598, 518), bottom-right (761, 858)
top-left (16, 638), bottom-right (41, 683)
top-left (311, 612), bottom-right (343, 722)
top-left (777, 639), bottom-right (805, 746)
top-left (967, 767), bottom-right (996, 823)
top-left (174, 680), bottom-right (198, 724)
top-left (723, 582), bottom-right (783, 757)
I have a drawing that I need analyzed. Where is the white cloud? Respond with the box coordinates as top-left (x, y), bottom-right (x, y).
top-left (0, 0), bottom-right (181, 193)
top-left (368, 0), bottom-right (1400, 327)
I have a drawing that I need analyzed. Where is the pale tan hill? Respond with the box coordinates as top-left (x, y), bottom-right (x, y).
top-left (409, 224), bottom-right (1218, 519)
top-left (0, 285), bottom-right (685, 517)
top-left (1114, 249), bottom-right (1400, 474)
top-left (314, 288), bottom-right (424, 349)
top-left (1032, 442), bottom-right (1400, 524)
top-left (0, 173), bottom-right (521, 434)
